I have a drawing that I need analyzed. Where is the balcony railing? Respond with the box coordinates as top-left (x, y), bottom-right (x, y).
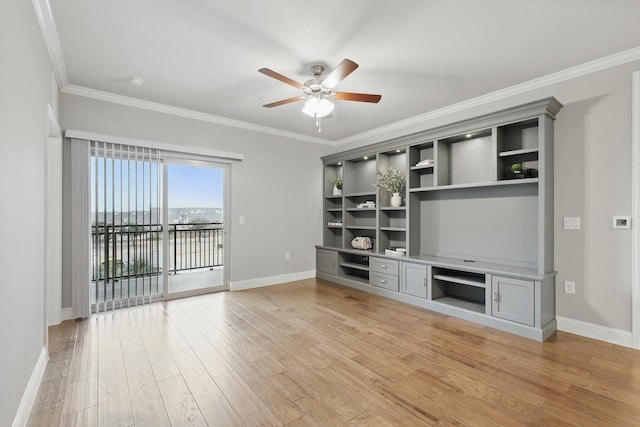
top-left (91, 222), bottom-right (223, 282)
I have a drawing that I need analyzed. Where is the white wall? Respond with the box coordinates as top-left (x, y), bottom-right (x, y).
top-left (0, 2), bottom-right (56, 426)
top-left (333, 60), bottom-right (640, 333)
top-left (59, 94), bottom-right (327, 304)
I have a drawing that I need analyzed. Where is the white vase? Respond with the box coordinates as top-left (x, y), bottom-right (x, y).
top-left (391, 192), bottom-right (402, 207)
top-left (333, 186), bottom-right (342, 196)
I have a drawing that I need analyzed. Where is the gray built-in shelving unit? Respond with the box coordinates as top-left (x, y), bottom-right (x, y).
top-left (316, 97), bottom-right (562, 341)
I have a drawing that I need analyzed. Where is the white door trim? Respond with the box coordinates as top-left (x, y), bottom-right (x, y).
top-left (632, 71), bottom-right (640, 349)
top-left (45, 103), bottom-right (61, 336)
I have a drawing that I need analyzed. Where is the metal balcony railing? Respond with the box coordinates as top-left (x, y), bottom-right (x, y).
top-left (91, 222), bottom-right (223, 282)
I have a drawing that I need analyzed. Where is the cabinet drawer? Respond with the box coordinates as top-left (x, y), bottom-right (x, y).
top-left (370, 272), bottom-right (399, 291)
top-left (370, 257), bottom-right (399, 275)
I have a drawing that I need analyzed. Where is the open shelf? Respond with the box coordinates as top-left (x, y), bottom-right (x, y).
top-left (432, 267), bottom-right (487, 314)
top-left (338, 251), bottom-right (370, 282)
top-left (497, 119), bottom-right (540, 181)
top-left (345, 192), bottom-right (377, 198)
top-left (410, 164), bottom-right (434, 171)
top-left (339, 261), bottom-right (369, 271)
top-left (324, 163), bottom-right (343, 197)
top-left (432, 297), bottom-right (485, 314)
top-left (338, 271), bottom-right (369, 284)
top-left (380, 227), bottom-right (406, 232)
top-left (433, 273), bottom-right (486, 288)
top-left (499, 147), bottom-right (539, 158)
top-left (345, 225), bottom-right (376, 230)
top-left (437, 130), bottom-right (492, 187)
top-left (409, 178), bottom-right (538, 193)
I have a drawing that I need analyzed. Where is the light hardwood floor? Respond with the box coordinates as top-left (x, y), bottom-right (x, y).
top-left (28, 279), bottom-right (640, 426)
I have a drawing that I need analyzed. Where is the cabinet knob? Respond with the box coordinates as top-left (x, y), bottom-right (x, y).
top-left (493, 291), bottom-right (499, 302)
top-left (380, 279), bottom-right (387, 284)
top-left (381, 265), bottom-right (387, 269)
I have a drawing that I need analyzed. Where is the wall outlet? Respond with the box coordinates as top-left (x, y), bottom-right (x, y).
top-left (564, 280), bottom-right (576, 294)
top-left (285, 252), bottom-right (291, 260)
top-left (239, 215), bottom-right (245, 225)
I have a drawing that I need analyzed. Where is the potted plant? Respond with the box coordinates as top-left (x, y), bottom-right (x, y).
top-left (376, 168), bottom-right (406, 207)
top-left (510, 163), bottom-right (525, 179)
top-left (331, 177), bottom-right (343, 196)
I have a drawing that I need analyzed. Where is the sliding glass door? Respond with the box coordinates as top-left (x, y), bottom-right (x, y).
top-left (89, 145), bottom-right (229, 311)
top-left (163, 159), bottom-right (228, 297)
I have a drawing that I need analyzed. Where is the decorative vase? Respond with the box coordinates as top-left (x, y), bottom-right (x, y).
top-left (333, 186), bottom-right (342, 196)
top-left (391, 192), bottom-right (402, 207)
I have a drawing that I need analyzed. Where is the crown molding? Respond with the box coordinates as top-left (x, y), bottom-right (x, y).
top-left (334, 46), bottom-right (640, 147)
top-left (61, 84), bottom-right (332, 145)
top-left (33, 0), bottom-right (640, 147)
top-left (32, 0), bottom-right (68, 88)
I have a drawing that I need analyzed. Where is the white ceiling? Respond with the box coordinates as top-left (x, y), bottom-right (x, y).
top-left (45, 0), bottom-right (640, 144)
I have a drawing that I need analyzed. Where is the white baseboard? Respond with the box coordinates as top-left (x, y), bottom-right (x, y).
top-left (60, 307), bottom-right (73, 322)
top-left (48, 307), bottom-right (73, 326)
top-left (230, 270), bottom-right (316, 291)
top-left (556, 316), bottom-right (633, 348)
top-left (12, 346), bottom-right (48, 427)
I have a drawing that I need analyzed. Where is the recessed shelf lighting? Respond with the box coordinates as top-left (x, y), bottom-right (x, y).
top-left (337, 162), bottom-right (342, 165)
top-left (466, 133), bottom-right (472, 138)
top-left (363, 156), bottom-right (368, 160)
top-left (396, 149), bottom-right (401, 153)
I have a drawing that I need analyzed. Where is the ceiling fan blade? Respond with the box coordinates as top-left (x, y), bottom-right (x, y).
top-left (258, 68), bottom-right (305, 90)
top-left (263, 96), bottom-right (306, 108)
top-left (322, 59), bottom-right (359, 89)
top-left (334, 92), bottom-right (382, 103)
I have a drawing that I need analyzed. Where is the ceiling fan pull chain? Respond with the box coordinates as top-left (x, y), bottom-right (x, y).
top-left (316, 115), bottom-right (322, 133)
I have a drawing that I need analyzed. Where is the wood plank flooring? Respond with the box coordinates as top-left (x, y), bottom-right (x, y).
top-left (27, 278), bottom-right (640, 426)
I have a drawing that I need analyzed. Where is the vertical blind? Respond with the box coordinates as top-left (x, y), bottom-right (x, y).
top-left (90, 141), bottom-right (162, 312)
top-left (71, 139), bottom-right (91, 318)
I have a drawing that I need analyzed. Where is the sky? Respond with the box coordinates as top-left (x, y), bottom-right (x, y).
top-left (91, 159), bottom-right (224, 211)
top-left (168, 163), bottom-right (223, 208)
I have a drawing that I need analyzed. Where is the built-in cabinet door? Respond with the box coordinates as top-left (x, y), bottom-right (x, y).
top-left (491, 276), bottom-right (534, 326)
top-left (401, 262), bottom-right (428, 298)
top-left (317, 249), bottom-right (338, 276)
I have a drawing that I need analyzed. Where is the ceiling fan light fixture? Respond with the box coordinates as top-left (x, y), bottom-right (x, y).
top-left (302, 97), bottom-right (334, 118)
top-left (259, 58), bottom-right (381, 133)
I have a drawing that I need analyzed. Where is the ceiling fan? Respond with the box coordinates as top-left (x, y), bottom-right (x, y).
top-left (258, 59), bottom-right (381, 132)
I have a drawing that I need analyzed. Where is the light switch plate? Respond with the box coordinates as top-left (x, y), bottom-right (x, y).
top-left (563, 217), bottom-right (581, 230)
